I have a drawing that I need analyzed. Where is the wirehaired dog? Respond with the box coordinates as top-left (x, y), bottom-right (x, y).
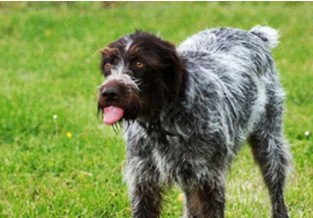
top-left (97, 26), bottom-right (291, 218)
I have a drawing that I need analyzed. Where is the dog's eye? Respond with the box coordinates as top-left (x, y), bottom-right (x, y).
top-left (136, 60), bottom-right (144, 69)
top-left (104, 63), bottom-right (112, 70)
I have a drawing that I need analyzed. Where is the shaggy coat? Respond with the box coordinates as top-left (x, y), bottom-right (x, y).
top-left (98, 26), bottom-right (291, 218)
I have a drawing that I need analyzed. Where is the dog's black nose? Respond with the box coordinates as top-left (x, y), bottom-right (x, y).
top-left (101, 86), bottom-right (120, 101)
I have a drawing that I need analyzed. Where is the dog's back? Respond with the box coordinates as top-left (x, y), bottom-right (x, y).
top-left (176, 27), bottom-right (285, 151)
top-left (178, 26), bottom-right (279, 57)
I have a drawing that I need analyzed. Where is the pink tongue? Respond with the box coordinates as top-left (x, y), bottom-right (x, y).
top-left (103, 106), bottom-right (124, 125)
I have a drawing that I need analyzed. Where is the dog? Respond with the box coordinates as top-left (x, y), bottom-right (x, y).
top-left (97, 26), bottom-right (291, 218)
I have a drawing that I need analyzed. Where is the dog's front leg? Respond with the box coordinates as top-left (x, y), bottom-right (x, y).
top-left (129, 181), bottom-right (163, 218)
top-left (183, 182), bottom-right (225, 218)
top-left (125, 153), bottom-right (163, 218)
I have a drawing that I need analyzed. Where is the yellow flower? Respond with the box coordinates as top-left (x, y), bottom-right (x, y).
top-left (177, 193), bottom-right (184, 202)
top-left (66, 132), bottom-right (73, 138)
top-left (45, 29), bottom-right (52, 36)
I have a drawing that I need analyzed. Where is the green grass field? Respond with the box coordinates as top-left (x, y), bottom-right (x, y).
top-left (0, 2), bottom-right (312, 217)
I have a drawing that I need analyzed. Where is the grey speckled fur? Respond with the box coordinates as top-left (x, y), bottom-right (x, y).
top-left (119, 26), bottom-right (291, 218)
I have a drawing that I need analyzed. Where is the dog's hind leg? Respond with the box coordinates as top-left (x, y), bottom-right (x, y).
top-left (248, 132), bottom-right (290, 218)
top-left (248, 88), bottom-right (291, 218)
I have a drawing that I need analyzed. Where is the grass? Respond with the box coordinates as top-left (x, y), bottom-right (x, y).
top-left (0, 2), bottom-right (312, 217)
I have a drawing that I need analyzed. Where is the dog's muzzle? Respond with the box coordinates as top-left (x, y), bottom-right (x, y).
top-left (98, 82), bottom-right (125, 125)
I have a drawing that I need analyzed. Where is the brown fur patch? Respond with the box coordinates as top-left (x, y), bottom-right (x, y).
top-left (101, 47), bottom-right (119, 57)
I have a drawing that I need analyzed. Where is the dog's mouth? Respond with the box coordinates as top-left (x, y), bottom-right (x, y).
top-left (102, 106), bottom-right (124, 125)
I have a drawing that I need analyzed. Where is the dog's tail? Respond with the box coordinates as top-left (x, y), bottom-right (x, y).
top-left (250, 25), bottom-right (280, 50)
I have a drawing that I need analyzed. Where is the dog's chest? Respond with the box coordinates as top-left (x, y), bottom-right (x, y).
top-left (151, 137), bottom-right (185, 184)
top-left (149, 132), bottom-right (208, 186)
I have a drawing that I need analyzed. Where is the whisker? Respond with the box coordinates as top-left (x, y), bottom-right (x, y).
top-left (112, 124), bottom-right (118, 135)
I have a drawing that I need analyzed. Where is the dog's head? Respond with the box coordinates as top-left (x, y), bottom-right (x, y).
top-left (98, 31), bottom-right (185, 125)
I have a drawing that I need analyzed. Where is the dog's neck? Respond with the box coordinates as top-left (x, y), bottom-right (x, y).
top-left (136, 99), bottom-right (186, 140)
top-left (137, 119), bottom-right (176, 137)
